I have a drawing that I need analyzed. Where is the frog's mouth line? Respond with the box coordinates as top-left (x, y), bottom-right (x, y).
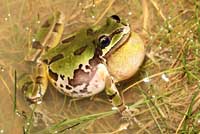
top-left (104, 27), bottom-right (131, 59)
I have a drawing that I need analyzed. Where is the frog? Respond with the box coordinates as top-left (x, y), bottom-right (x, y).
top-left (21, 11), bottom-right (145, 116)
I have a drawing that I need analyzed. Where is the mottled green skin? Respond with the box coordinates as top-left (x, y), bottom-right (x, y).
top-left (42, 18), bottom-right (128, 79)
top-left (22, 13), bottom-right (136, 118)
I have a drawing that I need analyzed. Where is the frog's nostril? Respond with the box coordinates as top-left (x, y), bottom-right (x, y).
top-left (110, 15), bottom-right (120, 23)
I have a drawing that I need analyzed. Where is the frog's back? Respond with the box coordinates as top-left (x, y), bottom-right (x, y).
top-left (42, 29), bottom-right (96, 77)
top-left (42, 29), bottom-right (108, 98)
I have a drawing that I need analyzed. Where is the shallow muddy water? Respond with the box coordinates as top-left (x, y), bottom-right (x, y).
top-left (0, 0), bottom-right (200, 134)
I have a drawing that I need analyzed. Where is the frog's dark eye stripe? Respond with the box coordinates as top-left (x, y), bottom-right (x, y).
top-left (99, 35), bottom-right (111, 49)
top-left (74, 46), bottom-right (87, 55)
top-left (110, 15), bottom-right (120, 23)
top-left (49, 54), bottom-right (64, 64)
top-left (110, 28), bottom-right (124, 37)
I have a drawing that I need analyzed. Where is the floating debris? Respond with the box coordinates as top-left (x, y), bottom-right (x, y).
top-left (0, 66), bottom-right (5, 72)
top-left (78, 2), bottom-right (82, 6)
top-left (92, 4), bottom-right (96, 7)
top-left (111, 107), bottom-right (118, 110)
top-left (128, 11), bottom-right (132, 16)
top-left (37, 20), bottom-right (41, 24)
top-left (161, 73), bottom-right (169, 82)
top-left (143, 77), bottom-right (151, 83)
top-left (32, 38), bottom-right (36, 42)
top-left (4, 17), bottom-right (8, 21)
top-left (26, 122), bottom-right (30, 126)
top-left (168, 24), bottom-right (173, 29)
top-left (0, 129), bottom-right (3, 133)
top-left (26, 27), bottom-right (29, 31)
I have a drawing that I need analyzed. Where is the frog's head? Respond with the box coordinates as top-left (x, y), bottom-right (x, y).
top-left (94, 15), bottom-right (131, 58)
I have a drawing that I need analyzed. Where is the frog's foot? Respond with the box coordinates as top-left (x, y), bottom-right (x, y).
top-left (29, 104), bottom-right (54, 127)
top-left (120, 106), bottom-right (133, 120)
top-left (19, 63), bottom-right (48, 104)
top-left (119, 106), bottom-right (146, 131)
top-left (119, 106), bottom-right (140, 128)
top-left (21, 79), bottom-right (43, 104)
top-left (25, 84), bottom-right (44, 104)
top-left (18, 74), bottom-right (37, 103)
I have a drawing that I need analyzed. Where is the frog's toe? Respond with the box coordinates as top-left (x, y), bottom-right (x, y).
top-left (119, 106), bottom-right (142, 129)
top-left (121, 106), bottom-right (134, 120)
top-left (21, 81), bottom-right (33, 93)
top-left (26, 95), bottom-right (43, 104)
top-left (22, 82), bottom-right (43, 104)
top-left (120, 106), bottom-right (140, 121)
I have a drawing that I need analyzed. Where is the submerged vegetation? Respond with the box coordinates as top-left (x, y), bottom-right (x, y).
top-left (0, 0), bottom-right (200, 133)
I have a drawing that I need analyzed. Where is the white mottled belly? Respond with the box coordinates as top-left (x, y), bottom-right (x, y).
top-left (49, 64), bottom-right (109, 98)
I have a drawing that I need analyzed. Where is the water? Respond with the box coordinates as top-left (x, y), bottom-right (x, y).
top-left (2, 0), bottom-right (197, 133)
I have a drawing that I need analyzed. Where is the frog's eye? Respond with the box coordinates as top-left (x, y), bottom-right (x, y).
top-left (99, 35), bottom-right (111, 49)
top-left (110, 15), bottom-right (120, 23)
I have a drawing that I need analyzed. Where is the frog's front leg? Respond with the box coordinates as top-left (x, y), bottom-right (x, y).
top-left (105, 76), bottom-right (132, 117)
top-left (25, 62), bottom-right (48, 104)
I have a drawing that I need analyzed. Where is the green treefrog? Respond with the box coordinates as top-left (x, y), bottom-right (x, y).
top-left (21, 11), bottom-right (145, 116)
